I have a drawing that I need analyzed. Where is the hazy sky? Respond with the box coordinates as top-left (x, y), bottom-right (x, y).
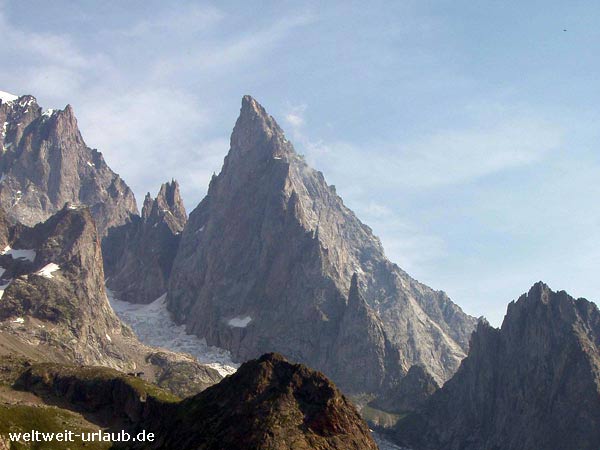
top-left (1, 0), bottom-right (599, 325)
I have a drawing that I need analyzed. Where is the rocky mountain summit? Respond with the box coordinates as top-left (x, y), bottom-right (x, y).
top-left (393, 282), bottom-right (600, 450)
top-left (167, 96), bottom-right (476, 395)
top-left (0, 92), bottom-right (137, 236)
top-left (104, 180), bottom-right (187, 304)
top-left (136, 352), bottom-right (379, 450)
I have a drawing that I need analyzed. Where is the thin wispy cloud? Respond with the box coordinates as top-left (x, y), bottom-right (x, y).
top-left (285, 104), bottom-right (307, 130)
top-left (121, 4), bottom-right (224, 37)
top-left (302, 115), bottom-right (564, 189)
top-left (0, 2), bottom-right (316, 208)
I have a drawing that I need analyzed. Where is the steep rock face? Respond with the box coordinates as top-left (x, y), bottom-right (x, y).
top-left (371, 364), bottom-right (439, 414)
top-left (0, 93), bottom-right (137, 236)
top-left (0, 206), bottom-right (221, 396)
top-left (168, 96), bottom-right (476, 393)
top-left (139, 353), bottom-right (379, 450)
top-left (104, 180), bottom-right (186, 303)
top-left (0, 205), bottom-right (125, 365)
top-left (394, 282), bottom-right (600, 450)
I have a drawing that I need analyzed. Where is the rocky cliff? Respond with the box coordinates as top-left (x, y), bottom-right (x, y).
top-left (167, 96), bottom-right (476, 395)
top-left (393, 282), bottom-right (600, 450)
top-left (0, 205), bottom-right (221, 397)
top-left (0, 93), bottom-right (137, 236)
top-left (104, 180), bottom-right (186, 303)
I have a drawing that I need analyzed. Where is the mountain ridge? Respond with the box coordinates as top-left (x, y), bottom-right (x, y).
top-left (393, 281), bottom-right (600, 450)
top-left (0, 93), bottom-right (138, 236)
top-left (167, 95), bottom-right (476, 395)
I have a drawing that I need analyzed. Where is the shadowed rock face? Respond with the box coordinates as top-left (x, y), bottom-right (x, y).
top-left (137, 353), bottom-right (379, 450)
top-left (168, 96), bottom-right (476, 394)
top-left (394, 282), bottom-right (600, 450)
top-left (370, 364), bottom-right (440, 414)
top-left (0, 94), bottom-right (137, 236)
top-left (103, 180), bottom-right (187, 304)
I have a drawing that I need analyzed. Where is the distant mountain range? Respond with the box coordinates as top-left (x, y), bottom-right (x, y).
top-left (1, 90), bottom-right (599, 450)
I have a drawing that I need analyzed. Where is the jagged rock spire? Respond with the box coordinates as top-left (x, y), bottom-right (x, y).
top-left (140, 180), bottom-right (186, 233)
top-left (223, 96), bottom-right (294, 175)
top-left (348, 273), bottom-right (361, 307)
top-left (104, 180), bottom-right (187, 304)
top-left (142, 193), bottom-right (153, 220)
top-left (395, 282), bottom-right (600, 450)
top-left (168, 95), bottom-right (476, 395)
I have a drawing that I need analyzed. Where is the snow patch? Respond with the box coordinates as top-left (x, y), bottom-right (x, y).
top-left (0, 267), bottom-right (5, 278)
top-left (34, 263), bottom-right (60, 279)
top-left (0, 280), bottom-right (11, 299)
top-left (0, 91), bottom-right (18, 103)
top-left (1, 246), bottom-right (36, 262)
top-left (105, 334), bottom-right (112, 342)
top-left (86, 161), bottom-right (94, 167)
top-left (228, 316), bottom-right (252, 328)
top-left (42, 109), bottom-right (56, 118)
top-left (108, 291), bottom-right (238, 377)
top-left (12, 317), bottom-right (24, 324)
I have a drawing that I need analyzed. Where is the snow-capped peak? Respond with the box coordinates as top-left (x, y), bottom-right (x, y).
top-left (0, 91), bottom-right (18, 104)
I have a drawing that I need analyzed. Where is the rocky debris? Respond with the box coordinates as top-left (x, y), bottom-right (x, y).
top-left (167, 95), bottom-right (476, 395)
top-left (103, 180), bottom-right (186, 304)
top-left (0, 206), bottom-right (221, 398)
top-left (0, 93), bottom-right (137, 236)
top-left (394, 282), bottom-right (600, 450)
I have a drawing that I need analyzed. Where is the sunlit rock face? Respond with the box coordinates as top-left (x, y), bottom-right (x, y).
top-left (0, 93), bottom-right (137, 236)
top-left (168, 96), bottom-right (476, 395)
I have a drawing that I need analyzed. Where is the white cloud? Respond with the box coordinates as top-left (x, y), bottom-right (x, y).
top-left (122, 4), bottom-right (224, 37)
top-left (149, 13), bottom-right (316, 81)
top-left (349, 200), bottom-right (446, 275)
top-left (0, 4), bottom-right (315, 209)
top-left (75, 87), bottom-right (225, 208)
top-left (302, 116), bottom-right (564, 190)
top-left (285, 104), bottom-right (307, 130)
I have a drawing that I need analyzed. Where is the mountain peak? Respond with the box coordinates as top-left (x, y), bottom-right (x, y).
top-left (157, 179), bottom-right (183, 210)
top-left (395, 282), bottom-right (600, 450)
top-left (227, 96), bottom-right (293, 166)
top-left (241, 94), bottom-right (267, 117)
top-left (150, 352), bottom-right (379, 450)
top-left (141, 180), bottom-right (187, 229)
top-left (0, 91), bottom-right (138, 235)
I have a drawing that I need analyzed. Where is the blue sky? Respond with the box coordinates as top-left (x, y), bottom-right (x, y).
top-left (1, 0), bottom-right (599, 325)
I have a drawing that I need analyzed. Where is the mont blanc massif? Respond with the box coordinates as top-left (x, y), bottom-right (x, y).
top-left (0, 90), bottom-right (599, 450)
